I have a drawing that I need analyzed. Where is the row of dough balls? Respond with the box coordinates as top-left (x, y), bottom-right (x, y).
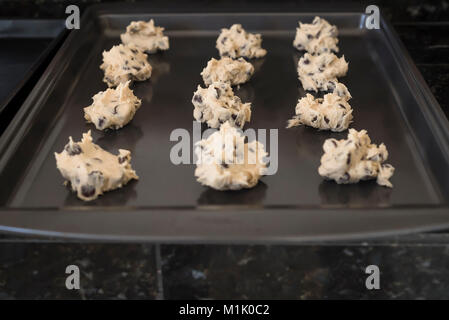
top-left (55, 20), bottom-right (169, 201)
top-left (193, 24), bottom-right (269, 191)
top-left (289, 16), bottom-right (395, 188)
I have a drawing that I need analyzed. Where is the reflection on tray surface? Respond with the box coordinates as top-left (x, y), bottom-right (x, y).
top-left (197, 182), bottom-right (267, 206)
top-left (319, 180), bottom-right (392, 207)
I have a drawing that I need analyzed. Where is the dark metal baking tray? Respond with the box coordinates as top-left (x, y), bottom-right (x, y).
top-left (0, 20), bottom-right (66, 136)
top-left (0, 5), bottom-right (448, 242)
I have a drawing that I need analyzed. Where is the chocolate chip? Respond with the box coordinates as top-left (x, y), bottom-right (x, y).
top-left (215, 87), bottom-right (220, 98)
top-left (81, 185), bottom-right (96, 198)
top-left (307, 34), bottom-right (313, 39)
top-left (113, 105), bottom-right (119, 114)
top-left (311, 116), bottom-right (318, 122)
top-left (339, 173), bottom-right (350, 183)
top-left (347, 154), bottom-right (351, 165)
top-left (193, 94), bottom-right (203, 104)
top-left (118, 156), bottom-right (126, 164)
top-left (316, 31), bottom-right (321, 38)
top-left (130, 48), bottom-right (138, 54)
top-left (330, 139), bottom-right (337, 147)
top-left (132, 66), bottom-right (141, 71)
top-left (221, 163), bottom-right (229, 169)
top-left (98, 117), bottom-right (106, 128)
top-left (65, 143), bottom-right (82, 156)
top-left (338, 103), bottom-right (346, 109)
top-left (105, 77), bottom-right (113, 84)
top-left (231, 114), bottom-right (237, 120)
top-left (303, 59), bottom-right (310, 65)
top-left (324, 116), bottom-right (330, 124)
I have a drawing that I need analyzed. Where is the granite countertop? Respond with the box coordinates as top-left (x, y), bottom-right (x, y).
top-left (0, 0), bottom-right (449, 299)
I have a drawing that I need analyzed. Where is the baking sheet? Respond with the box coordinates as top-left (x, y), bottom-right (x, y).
top-left (0, 6), bottom-right (448, 242)
top-left (0, 20), bottom-right (65, 135)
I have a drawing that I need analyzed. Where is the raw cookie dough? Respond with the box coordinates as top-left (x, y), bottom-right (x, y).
top-left (216, 24), bottom-right (267, 59)
top-left (287, 83), bottom-right (353, 132)
top-left (318, 129), bottom-right (395, 187)
top-left (54, 131), bottom-right (138, 201)
top-left (192, 81), bottom-right (251, 128)
top-left (120, 19), bottom-right (169, 54)
top-left (293, 16), bottom-right (339, 54)
top-left (201, 57), bottom-right (254, 86)
top-left (195, 121), bottom-right (268, 190)
top-left (84, 81), bottom-right (142, 130)
top-left (100, 44), bottom-right (152, 87)
top-left (297, 52), bottom-right (348, 92)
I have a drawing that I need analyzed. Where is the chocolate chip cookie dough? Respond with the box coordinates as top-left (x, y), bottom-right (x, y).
top-left (55, 131), bottom-right (138, 201)
top-left (287, 83), bottom-right (353, 132)
top-left (192, 81), bottom-right (251, 128)
top-left (100, 44), bottom-right (152, 87)
top-left (216, 24), bottom-right (267, 59)
top-left (201, 57), bottom-right (254, 86)
top-left (297, 52), bottom-right (348, 92)
top-left (318, 129), bottom-right (395, 187)
top-left (195, 122), bottom-right (268, 190)
top-left (293, 16), bottom-right (339, 54)
top-left (120, 19), bottom-right (169, 54)
top-left (84, 81), bottom-right (142, 130)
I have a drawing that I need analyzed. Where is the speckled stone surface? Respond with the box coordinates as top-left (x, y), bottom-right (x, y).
top-left (0, 0), bottom-right (448, 299)
top-left (0, 243), bottom-right (159, 299)
top-left (160, 241), bottom-right (449, 299)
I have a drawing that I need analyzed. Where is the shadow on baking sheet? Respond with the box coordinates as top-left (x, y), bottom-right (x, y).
top-left (197, 182), bottom-right (267, 207)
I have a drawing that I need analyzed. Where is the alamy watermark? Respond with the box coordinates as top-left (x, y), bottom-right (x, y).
top-left (365, 5), bottom-right (380, 29)
top-left (65, 264), bottom-right (80, 290)
top-left (365, 265), bottom-right (380, 290)
top-left (169, 122), bottom-right (279, 175)
top-left (65, 5), bottom-right (80, 30)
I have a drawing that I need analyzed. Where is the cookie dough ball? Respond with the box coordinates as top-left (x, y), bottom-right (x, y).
top-left (84, 81), bottom-right (142, 131)
top-left (192, 81), bottom-right (251, 128)
top-left (297, 52), bottom-right (348, 92)
top-left (287, 82), bottom-right (353, 132)
top-left (195, 121), bottom-right (268, 190)
top-left (120, 19), bottom-right (169, 54)
top-left (201, 57), bottom-right (254, 86)
top-left (318, 129), bottom-right (395, 187)
top-left (293, 16), bottom-right (339, 54)
top-left (216, 24), bottom-right (267, 59)
top-left (100, 44), bottom-right (152, 87)
top-left (54, 131), bottom-right (138, 201)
